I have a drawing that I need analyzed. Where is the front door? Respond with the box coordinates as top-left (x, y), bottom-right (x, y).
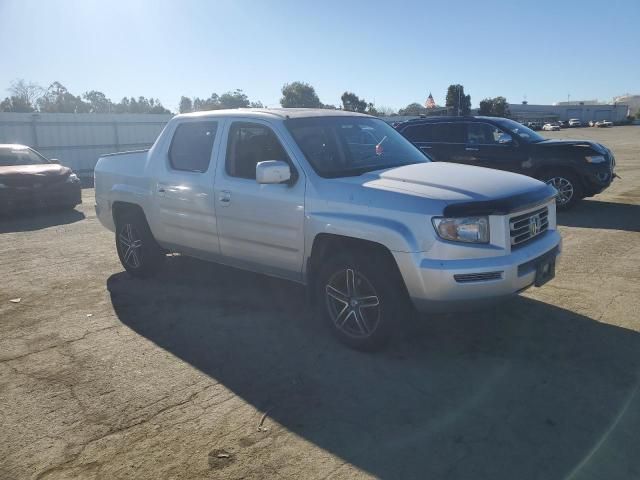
top-left (431, 122), bottom-right (467, 164)
top-left (214, 120), bottom-right (306, 281)
top-left (462, 122), bottom-right (523, 172)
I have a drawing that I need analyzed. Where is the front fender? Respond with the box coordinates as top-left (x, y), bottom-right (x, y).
top-left (305, 211), bottom-right (421, 255)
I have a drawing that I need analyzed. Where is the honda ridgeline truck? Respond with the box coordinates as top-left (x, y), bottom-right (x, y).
top-left (95, 109), bottom-right (561, 350)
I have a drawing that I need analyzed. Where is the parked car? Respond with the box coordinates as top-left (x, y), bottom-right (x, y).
top-left (394, 116), bottom-right (616, 209)
top-left (527, 121), bottom-right (542, 131)
top-left (542, 122), bottom-right (561, 131)
top-left (95, 109), bottom-right (562, 351)
top-left (595, 120), bottom-right (613, 128)
top-left (568, 119), bottom-right (582, 127)
top-left (0, 144), bottom-right (82, 215)
top-left (557, 120), bottom-right (567, 128)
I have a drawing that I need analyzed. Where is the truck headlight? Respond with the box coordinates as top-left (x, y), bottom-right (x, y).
top-left (585, 155), bottom-right (606, 164)
top-left (432, 216), bottom-right (489, 243)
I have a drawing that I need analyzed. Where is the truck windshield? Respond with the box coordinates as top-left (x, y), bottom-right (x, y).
top-left (285, 116), bottom-right (429, 178)
top-left (494, 118), bottom-right (545, 143)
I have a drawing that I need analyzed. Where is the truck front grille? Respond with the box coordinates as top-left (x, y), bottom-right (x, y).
top-left (510, 206), bottom-right (548, 249)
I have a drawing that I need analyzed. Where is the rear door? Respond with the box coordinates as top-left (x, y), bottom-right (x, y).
top-left (399, 122), bottom-right (437, 159)
top-left (462, 122), bottom-right (524, 172)
top-left (151, 120), bottom-right (222, 255)
top-left (431, 122), bottom-right (467, 163)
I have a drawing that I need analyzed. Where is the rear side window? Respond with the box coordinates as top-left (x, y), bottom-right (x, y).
top-left (169, 122), bottom-right (217, 172)
top-left (432, 123), bottom-right (465, 143)
top-left (402, 123), bottom-right (433, 142)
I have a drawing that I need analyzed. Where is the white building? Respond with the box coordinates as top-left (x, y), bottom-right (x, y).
top-left (507, 102), bottom-right (630, 123)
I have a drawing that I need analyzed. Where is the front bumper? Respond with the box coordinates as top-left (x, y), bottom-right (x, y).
top-left (0, 181), bottom-right (82, 214)
top-left (581, 159), bottom-right (615, 197)
top-left (394, 229), bottom-right (562, 312)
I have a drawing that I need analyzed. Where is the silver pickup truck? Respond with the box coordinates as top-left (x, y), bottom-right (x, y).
top-left (95, 109), bottom-right (561, 350)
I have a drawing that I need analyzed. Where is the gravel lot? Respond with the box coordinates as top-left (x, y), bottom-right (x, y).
top-left (1, 126), bottom-right (639, 480)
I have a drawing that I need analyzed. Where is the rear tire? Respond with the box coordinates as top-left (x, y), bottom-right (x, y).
top-left (541, 170), bottom-right (583, 210)
top-left (315, 250), bottom-right (406, 351)
top-left (115, 210), bottom-right (164, 277)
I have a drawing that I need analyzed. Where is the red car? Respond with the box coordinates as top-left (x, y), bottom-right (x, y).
top-left (0, 144), bottom-right (82, 215)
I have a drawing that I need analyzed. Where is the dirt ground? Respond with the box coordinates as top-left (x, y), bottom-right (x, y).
top-left (1, 126), bottom-right (639, 480)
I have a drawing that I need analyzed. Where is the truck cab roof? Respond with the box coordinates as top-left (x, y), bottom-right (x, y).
top-left (176, 108), bottom-right (372, 121)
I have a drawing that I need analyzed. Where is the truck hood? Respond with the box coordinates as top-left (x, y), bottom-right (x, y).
top-left (333, 162), bottom-right (558, 216)
top-left (535, 138), bottom-right (607, 153)
top-left (361, 162), bottom-right (546, 203)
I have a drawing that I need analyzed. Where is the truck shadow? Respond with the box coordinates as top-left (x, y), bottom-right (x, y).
top-left (107, 256), bottom-right (640, 479)
top-left (558, 199), bottom-right (640, 232)
top-left (0, 208), bottom-right (85, 233)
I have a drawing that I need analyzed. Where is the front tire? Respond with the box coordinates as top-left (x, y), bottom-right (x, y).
top-left (315, 251), bottom-right (404, 351)
top-left (542, 170), bottom-right (583, 210)
top-left (115, 210), bottom-right (164, 277)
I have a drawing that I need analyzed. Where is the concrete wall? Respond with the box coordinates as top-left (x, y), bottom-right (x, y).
top-left (0, 112), bottom-right (172, 176)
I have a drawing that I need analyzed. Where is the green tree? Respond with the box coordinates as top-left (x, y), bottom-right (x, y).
top-left (37, 82), bottom-right (89, 113)
top-left (398, 102), bottom-right (428, 116)
top-left (445, 84), bottom-right (471, 116)
top-left (83, 90), bottom-right (114, 113)
top-left (280, 81), bottom-right (322, 108)
top-left (478, 96), bottom-right (510, 117)
top-left (179, 96), bottom-right (193, 113)
top-left (219, 89), bottom-right (250, 109)
top-left (376, 106), bottom-right (397, 116)
top-left (113, 96), bottom-right (170, 114)
top-left (341, 91), bottom-right (368, 113)
top-left (193, 93), bottom-right (220, 111)
top-left (6, 79), bottom-right (43, 110)
top-left (366, 103), bottom-right (378, 116)
top-left (0, 96), bottom-right (35, 112)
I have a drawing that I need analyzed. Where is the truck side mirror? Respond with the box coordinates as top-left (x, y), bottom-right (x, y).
top-left (256, 160), bottom-right (291, 184)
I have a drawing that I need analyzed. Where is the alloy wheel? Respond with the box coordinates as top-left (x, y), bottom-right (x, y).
top-left (546, 177), bottom-right (574, 205)
top-left (325, 268), bottom-right (381, 338)
top-left (118, 223), bottom-right (143, 269)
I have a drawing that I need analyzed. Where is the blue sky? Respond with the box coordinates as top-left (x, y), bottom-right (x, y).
top-left (1, 0), bottom-right (638, 112)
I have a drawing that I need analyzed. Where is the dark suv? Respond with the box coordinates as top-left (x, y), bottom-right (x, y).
top-left (394, 116), bottom-right (616, 209)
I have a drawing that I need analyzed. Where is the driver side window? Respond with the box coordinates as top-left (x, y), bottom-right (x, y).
top-left (467, 123), bottom-right (510, 145)
top-left (226, 122), bottom-right (290, 180)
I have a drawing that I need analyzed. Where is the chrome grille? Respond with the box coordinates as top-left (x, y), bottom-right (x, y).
top-left (510, 206), bottom-right (548, 248)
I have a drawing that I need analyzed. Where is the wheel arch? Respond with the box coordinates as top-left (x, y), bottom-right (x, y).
top-left (306, 233), bottom-right (410, 304)
top-left (112, 201), bottom-right (147, 226)
top-left (532, 165), bottom-right (586, 189)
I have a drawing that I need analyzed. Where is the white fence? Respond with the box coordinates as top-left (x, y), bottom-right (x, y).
top-left (0, 112), bottom-right (172, 176)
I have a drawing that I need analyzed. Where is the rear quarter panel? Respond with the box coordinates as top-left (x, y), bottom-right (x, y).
top-left (94, 150), bottom-right (153, 231)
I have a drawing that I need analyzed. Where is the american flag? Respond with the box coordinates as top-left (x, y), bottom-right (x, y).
top-left (425, 93), bottom-right (436, 109)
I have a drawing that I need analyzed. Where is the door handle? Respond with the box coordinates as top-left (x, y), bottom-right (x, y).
top-left (420, 146), bottom-right (432, 150)
top-left (465, 147), bottom-right (479, 151)
top-left (219, 190), bottom-right (231, 204)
